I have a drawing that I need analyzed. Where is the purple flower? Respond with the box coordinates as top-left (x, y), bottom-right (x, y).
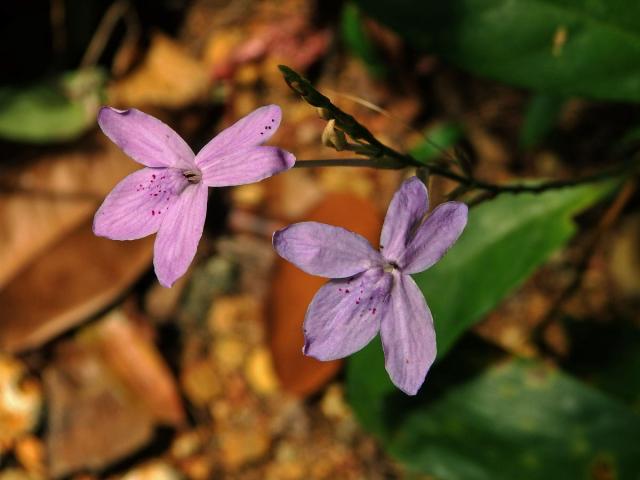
top-left (94, 105), bottom-right (295, 287)
top-left (273, 177), bottom-right (467, 395)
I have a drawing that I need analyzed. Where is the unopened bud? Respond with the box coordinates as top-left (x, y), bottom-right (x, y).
top-left (316, 107), bottom-right (332, 120)
top-left (321, 119), bottom-right (347, 151)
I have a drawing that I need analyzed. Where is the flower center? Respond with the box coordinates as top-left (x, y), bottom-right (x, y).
top-left (383, 262), bottom-right (399, 273)
top-left (182, 169), bottom-right (202, 184)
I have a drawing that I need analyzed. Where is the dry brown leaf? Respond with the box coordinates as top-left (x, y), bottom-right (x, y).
top-left (268, 193), bottom-right (382, 397)
top-left (108, 33), bottom-right (209, 109)
top-left (0, 220), bottom-right (153, 353)
top-left (0, 135), bottom-right (137, 290)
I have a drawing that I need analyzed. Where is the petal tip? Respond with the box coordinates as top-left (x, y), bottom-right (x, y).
top-left (302, 337), bottom-right (330, 361)
top-left (98, 105), bottom-right (129, 118)
top-left (282, 150), bottom-right (296, 169)
top-left (272, 227), bottom-right (286, 250)
top-left (155, 268), bottom-right (177, 288)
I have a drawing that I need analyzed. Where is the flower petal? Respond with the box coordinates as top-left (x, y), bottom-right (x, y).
top-left (303, 269), bottom-right (392, 361)
top-left (199, 146), bottom-right (295, 187)
top-left (93, 167), bottom-right (188, 240)
top-left (399, 201), bottom-right (468, 274)
top-left (380, 177), bottom-right (428, 263)
top-left (98, 107), bottom-right (195, 169)
top-left (273, 222), bottom-right (383, 278)
top-left (153, 182), bottom-right (208, 287)
top-left (380, 273), bottom-right (436, 395)
top-left (195, 105), bottom-right (282, 161)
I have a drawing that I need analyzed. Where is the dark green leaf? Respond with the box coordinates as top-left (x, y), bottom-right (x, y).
top-left (519, 94), bottom-right (565, 149)
top-left (410, 122), bottom-right (464, 165)
top-left (355, 0), bottom-right (640, 102)
top-left (0, 68), bottom-right (105, 143)
top-left (341, 3), bottom-right (387, 78)
top-left (390, 359), bottom-right (640, 479)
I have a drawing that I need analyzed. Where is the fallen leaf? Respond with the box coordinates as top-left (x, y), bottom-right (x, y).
top-left (83, 310), bottom-right (186, 426)
top-left (0, 220), bottom-right (153, 353)
top-left (108, 33), bottom-right (209, 109)
top-left (0, 134), bottom-right (137, 289)
top-left (45, 339), bottom-right (154, 478)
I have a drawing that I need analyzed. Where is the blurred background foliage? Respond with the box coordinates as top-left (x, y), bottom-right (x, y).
top-left (0, 0), bottom-right (639, 479)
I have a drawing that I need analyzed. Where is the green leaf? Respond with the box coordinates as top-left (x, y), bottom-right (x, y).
top-left (519, 94), bottom-right (565, 149)
top-left (341, 2), bottom-right (387, 78)
top-left (354, 0), bottom-right (640, 102)
top-left (347, 180), bottom-right (616, 436)
top-left (0, 68), bottom-right (105, 143)
top-left (410, 122), bottom-right (464, 165)
top-left (390, 359), bottom-right (640, 479)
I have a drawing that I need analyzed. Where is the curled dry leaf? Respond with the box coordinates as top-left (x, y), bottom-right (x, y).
top-left (268, 193), bottom-right (382, 397)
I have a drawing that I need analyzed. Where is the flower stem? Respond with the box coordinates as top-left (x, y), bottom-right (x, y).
top-left (295, 155), bottom-right (637, 195)
top-left (293, 158), bottom-right (405, 169)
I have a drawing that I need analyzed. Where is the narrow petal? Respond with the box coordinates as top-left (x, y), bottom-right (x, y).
top-left (153, 183), bottom-right (208, 287)
top-left (195, 105), bottom-right (282, 161)
top-left (303, 269), bottom-right (392, 361)
top-left (98, 107), bottom-right (195, 169)
top-left (380, 177), bottom-right (428, 263)
top-left (273, 222), bottom-right (383, 278)
top-left (199, 146), bottom-right (295, 187)
top-left (399, 201), bottom-right (468, 274)
top-left (380, 273), bottom-right (436, 395)
top-left (93, 168), bottom-right (189, 240)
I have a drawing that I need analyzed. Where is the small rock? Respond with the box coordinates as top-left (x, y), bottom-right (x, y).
top-left (0, 355), bottom-right (42, 454)
top-left (14, 435), bottom-right (45, 475)
top-left (0, 468), bottom-right (41, 480)
top-left (212, 338), bottom-right (247, 374)
top-left (218, 428), bottom-right (271, 471)
top-left (245, 347), bottom-right (280, 396)
top-left (320, 384), bottom-right (351, 421)
top-left (178, 454), bottom-right (215, 480)
top-left (207, 295), bottom-right (260, 336)
top-left (170, 430), bottom-right (204, 460)
top-left (120, 461), bottom-right (182, 480)
top-left (181, 359), bottom-right (221, 406)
